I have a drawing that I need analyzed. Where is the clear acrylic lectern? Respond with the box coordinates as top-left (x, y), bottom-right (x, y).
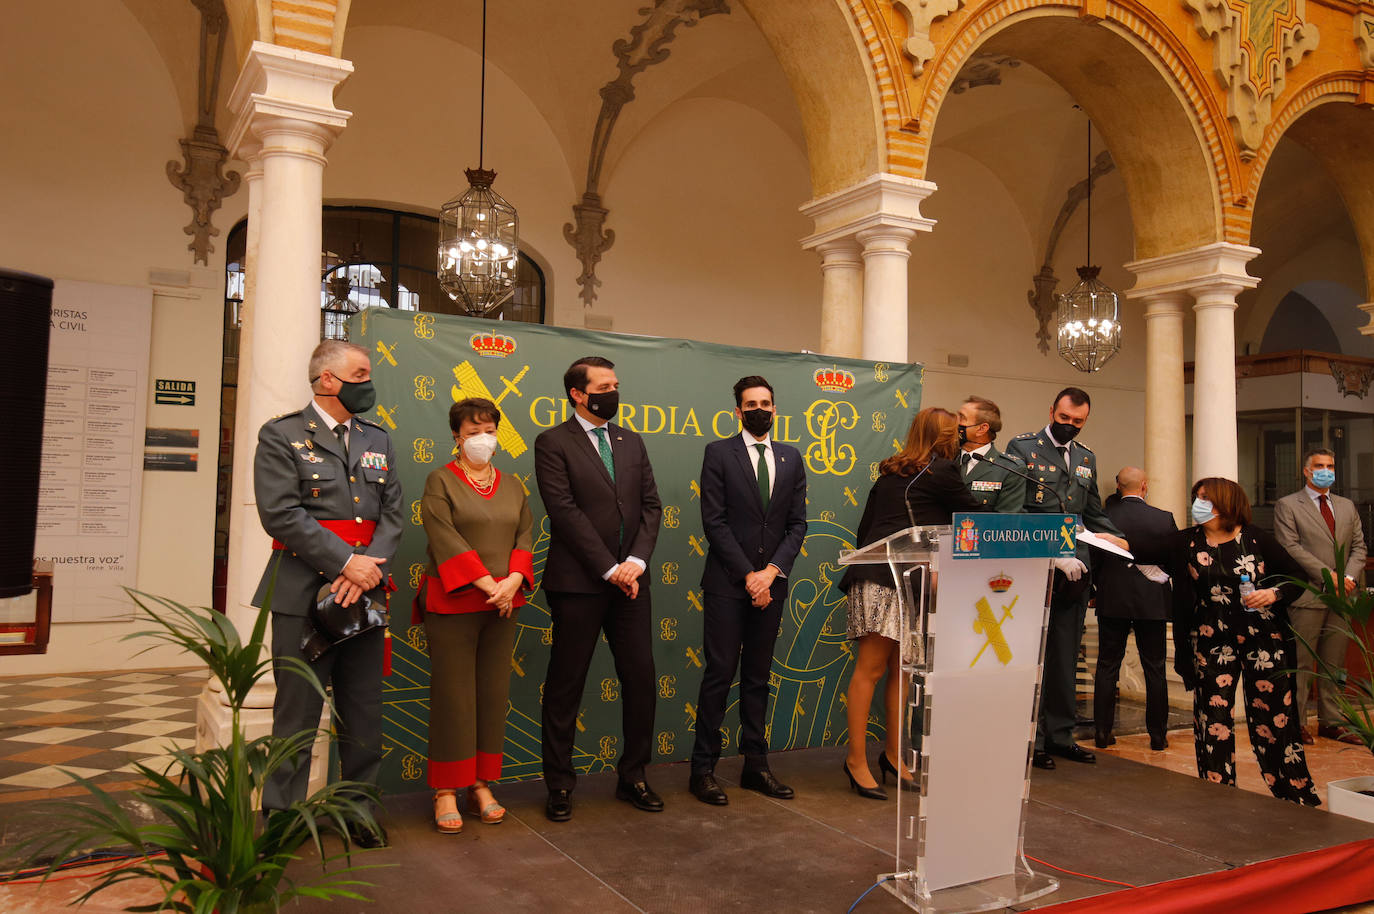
top-left (838, 519), bottom-right (1066, 913)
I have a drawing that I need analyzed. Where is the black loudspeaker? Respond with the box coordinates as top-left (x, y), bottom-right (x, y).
top-left (2, 269), bottom-right (53, 598)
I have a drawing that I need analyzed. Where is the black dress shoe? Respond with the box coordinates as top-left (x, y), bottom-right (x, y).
top-left (740, 768), bottom-right (794, 799)
top-left (546, 789), bottom-right (572, 822)
top-left (346, 822), bottom-right (388, 849)
top-left (689, 772), bottom-right (729, 806)
top-left (1094, 731), bottom-right (1116, 749)
top-left (1318, 724), bottom-right (1364, 745)
top-left (1045, 741), bottom-right (1096, 764)
top-left (615, 779), bottom-right (665, 812)
top-left (1031, 750), bottom-right (1056, 770)
top-left (1149, 735), bottom-right (1169, 751)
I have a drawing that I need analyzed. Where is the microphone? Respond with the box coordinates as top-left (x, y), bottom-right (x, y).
top-left (903, 461), bottom-right (934, 530)
top-left (968, 451), bottom-right (1067, 512)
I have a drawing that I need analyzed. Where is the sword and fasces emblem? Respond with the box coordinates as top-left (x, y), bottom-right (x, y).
top-left (971, 594), bottom-right (1017, 668)
top-left (450, 360), bottom-right (530, 457)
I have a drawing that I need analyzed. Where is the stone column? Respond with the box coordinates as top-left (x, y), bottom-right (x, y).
top-left (1139, 291), bottom-right (1189, 524)
top-left (857, 227), bottom-right (916, 362)
top-left (813, 240), bottom-right (863, 358)
top-left (197, 42), bottom-right (353, 753)
top-left (800, 174), bottom-right (936, 362)
top-left (1126, 243), bottom-right (1259, 505)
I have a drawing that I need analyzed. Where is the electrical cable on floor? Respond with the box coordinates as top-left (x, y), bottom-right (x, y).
top-left (847, 875), bottom-right (892, 912)
top-left (0, 849), bottom-right (164, 885)
top-left (1026, 854), bottom-right (1139, 888)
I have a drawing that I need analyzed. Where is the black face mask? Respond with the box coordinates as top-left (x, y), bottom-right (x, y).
top-left (957, 424), bottom-right (970, 445)
top-left (1050, 421), bottom-right (1081, 444)
top-left (584, 389), bottom-right (620, 420)
top-left (741, 408), bottom-right (774, 437)
top-left (334, 378), bottom-right (376, 414)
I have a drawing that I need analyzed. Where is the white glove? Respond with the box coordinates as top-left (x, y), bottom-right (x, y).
top-left (1053, 557), bottom-right (1087, 582)
top-left (1135, 563), bottom-right (1171, 584)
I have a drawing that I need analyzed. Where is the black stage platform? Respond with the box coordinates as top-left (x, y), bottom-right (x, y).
top-left (274, 744), bottom-right (1374, 913)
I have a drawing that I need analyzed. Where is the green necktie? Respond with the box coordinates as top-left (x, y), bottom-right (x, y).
top-left (755, 443), bottom-right (770, 511)
top-left (594, 427), bottom-right (615, 481)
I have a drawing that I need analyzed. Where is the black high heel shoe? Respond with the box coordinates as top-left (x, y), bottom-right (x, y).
top-left (878, 752), bottom-right (919, 792)
top-left (842, 761), bottom-right (887, 800)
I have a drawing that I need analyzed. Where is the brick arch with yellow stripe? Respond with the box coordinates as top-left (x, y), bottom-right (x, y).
top-left (901, 0), bottom-right (1237, 260)
top-left (223, 0), bottom-right (349, 60)
top-left (1248, 74), bottom-right (1374, 304)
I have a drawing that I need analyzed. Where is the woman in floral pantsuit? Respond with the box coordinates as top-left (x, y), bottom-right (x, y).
top-left (1172, 477), bottom-right (1320, 806)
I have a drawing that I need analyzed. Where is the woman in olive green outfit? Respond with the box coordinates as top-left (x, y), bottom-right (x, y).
top-left (417, 398), bottom-right (533, 833)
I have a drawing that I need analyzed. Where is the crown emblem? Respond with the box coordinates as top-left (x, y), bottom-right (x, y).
top-left (470, 331), bottom-right (516, 358)
top-left (955, 516), bottom-right (980, 552)
top-left (988, 572), bottom-right (1013, 593)
top-left (813, 366), bottom-right (856, 392)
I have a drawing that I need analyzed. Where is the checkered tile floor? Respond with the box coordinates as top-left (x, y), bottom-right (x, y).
top-left (0, 668), bottom-right (204, 802)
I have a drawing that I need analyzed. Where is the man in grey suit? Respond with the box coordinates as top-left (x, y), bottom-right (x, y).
top-left (956, 394), bottom-right (1025, 513)
top-left (1273, 448), bottom-right (1367, 744)
top-left (254, 340), bottom-right (404, 845)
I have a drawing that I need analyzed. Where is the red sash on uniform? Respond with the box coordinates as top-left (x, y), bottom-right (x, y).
top-left (272, 518), bottom-right (395, 675)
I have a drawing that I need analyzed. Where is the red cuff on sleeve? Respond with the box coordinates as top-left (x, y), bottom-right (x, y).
top-left (437, 550), bottom-right (490, 593)
top-left (509, 549), bottom-right (535, 591)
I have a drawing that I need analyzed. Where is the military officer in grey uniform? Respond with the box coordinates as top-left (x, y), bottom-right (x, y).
top-left (254, 340), bottom-right (403, 845)
top-left (956, 395), bottom-right (1025, 513)
top-left (1005, 387), bottom-right (1127, 771)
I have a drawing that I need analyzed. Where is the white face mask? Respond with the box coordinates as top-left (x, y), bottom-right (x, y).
top-left (461, 432), bottom-right (498, 464)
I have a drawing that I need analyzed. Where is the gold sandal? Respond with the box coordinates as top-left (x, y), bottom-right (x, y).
top-left (467, 784), bottom-right (505, 825)
top-left (434, 789), bottom-right (463, 834)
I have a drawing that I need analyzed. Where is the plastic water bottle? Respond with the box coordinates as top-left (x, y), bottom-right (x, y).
top-left (1238, 574), bottom-right (1255, 599)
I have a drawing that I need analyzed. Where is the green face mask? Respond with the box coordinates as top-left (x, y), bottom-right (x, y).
top-left (334, 378), bottom-right (376, 414)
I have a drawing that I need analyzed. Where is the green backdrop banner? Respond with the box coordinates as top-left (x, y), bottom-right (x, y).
top-left (353, 309), bottom-right (923, 793)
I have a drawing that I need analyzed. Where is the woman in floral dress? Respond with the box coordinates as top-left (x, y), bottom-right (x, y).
top-left (1171, 476), bottom-right (1320, 805)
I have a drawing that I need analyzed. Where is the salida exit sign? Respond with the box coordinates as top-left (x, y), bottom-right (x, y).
top-left (154, 379), bottom-right (196, 406)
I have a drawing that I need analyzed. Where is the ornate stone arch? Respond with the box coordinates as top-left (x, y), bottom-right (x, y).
top-left (1246, 74), bottom-right (1374, 316)
top-left (909, 1), bottom-right (1235, 259)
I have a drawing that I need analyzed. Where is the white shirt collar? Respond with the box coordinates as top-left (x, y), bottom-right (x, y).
top-left (575, 412), bottom-right (609, 434)
top-left (742, 429), bottom-right (772, 449)
top-left (1305, 484), bottom-right (1330, 503)
top-left (966, 442), bottom-right (993, 459)
top-left (312, 401), bottom-right (345, 432)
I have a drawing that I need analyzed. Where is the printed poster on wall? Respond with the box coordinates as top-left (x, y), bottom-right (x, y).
top-left (35, 281), bottom-right (151, 622)
top-left (353, 309), bottom-right (923, 793)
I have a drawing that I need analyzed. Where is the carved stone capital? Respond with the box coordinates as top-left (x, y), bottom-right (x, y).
top-left (563, 193), bottom-right (617, 309)
top-left (892, 0), bottom-right (964, 78)
top-left (1356, 12), bottom-right (1374, 69)
top-left (1184, 0), bottom-right (1319, 158)
top-left (1330, 359), bottom-right (1374, 398)
top-left (167, 125), bottom-right (241, 265)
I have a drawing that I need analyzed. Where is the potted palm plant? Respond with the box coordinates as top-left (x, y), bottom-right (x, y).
top-left (1281, 547), bottom-right (1374, 822)
top-left (8, 590), bottom-right (384, 913)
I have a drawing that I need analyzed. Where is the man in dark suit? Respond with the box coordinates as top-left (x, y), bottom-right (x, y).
top-left (689, 376), bottom-right (808, 805)
top-left (1005, 387), bottom-right (1128, 770)
top-left (535, 356), bottom-right (663, 822)
top-left (1092, 467), bottom-right (1177, 751)
top-left (956, 394), bottom-right (1025, 513)
top-left (254, 340), bottom-right (403, 847)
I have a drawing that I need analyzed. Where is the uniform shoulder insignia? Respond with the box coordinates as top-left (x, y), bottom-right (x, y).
top-left (1010, 431), bottom-right (1036, 440)
top-left (354, 415), bottom-right (385, 430)
top-left (267, 410), bottom-right (302, 424)
top-left (1075, 440), bottom-right (1095, 453)
top-left (997, 451), bottom-right (1026, 467)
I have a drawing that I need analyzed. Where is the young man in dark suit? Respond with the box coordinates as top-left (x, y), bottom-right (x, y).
top-left (689, 376), bottom-right (808, 805)
top-left (534, 356), bottom-right (663, 822)
top-left (254, 340), bottom-right (403, 848)
top-left (1092, 467), bottom-right (1177, 751)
